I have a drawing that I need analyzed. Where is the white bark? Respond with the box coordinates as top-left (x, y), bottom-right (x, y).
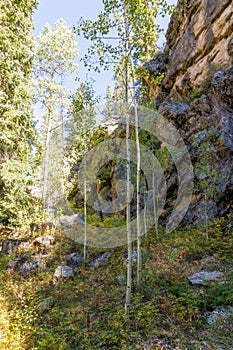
top-left (132, 72), bottom-right (142, 289)
top-left (124, 6), bottom-right (132, 317)
top-left (153, 172), bottom-right (159, 238)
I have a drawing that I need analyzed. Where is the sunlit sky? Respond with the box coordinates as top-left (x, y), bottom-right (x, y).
top-left (33, 0), bottom-right (177, 119)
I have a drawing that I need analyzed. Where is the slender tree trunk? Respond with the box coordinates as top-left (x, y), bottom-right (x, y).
top-left (144, 191), bottom-right (147, 236)
top-left (132, 70), bottom-right (142, 289)
top-left (204, 186), bottom-right (208, 241)
top-left (42, 67), bottom-right (55, 212)
top-left (124, 5), bottom-right (132, 317)
top-left (42, 111), bottom-right (52, 208)
top-left (83, 129), bottom-right (88, 262)
top-left (84, 174), bottom-right (87, 262)
top-left (60, 74), bottom-right (65, 150)
top-left (153, 172), bottom-right (159, 238)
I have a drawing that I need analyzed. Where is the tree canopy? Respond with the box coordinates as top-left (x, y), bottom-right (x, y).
top-left (0, 0), bottom-right (38, 226)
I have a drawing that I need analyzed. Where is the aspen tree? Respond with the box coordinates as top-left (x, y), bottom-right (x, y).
top-left (77, 0), bottom-right (173, 314)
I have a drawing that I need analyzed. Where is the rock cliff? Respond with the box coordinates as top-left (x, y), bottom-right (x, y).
top-left (159, 68), bottom-right (233, 225)
top-left (164, 0), bottom-right (233, 95)
top-left (150, 0), bottom-right (233, 225)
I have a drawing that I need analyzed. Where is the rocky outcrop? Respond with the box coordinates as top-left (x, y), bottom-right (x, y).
top-left (163, 0), bottom-right (233, 95)
top-left (158, 67), bottom-right (233, 225)
top-left (144, 1), bottom-right (233, 226)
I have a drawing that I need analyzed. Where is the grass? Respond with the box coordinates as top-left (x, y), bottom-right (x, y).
top-left (0, 218), bottom-right (232, 349)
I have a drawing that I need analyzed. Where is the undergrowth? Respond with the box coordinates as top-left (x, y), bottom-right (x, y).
top-left (0, 218), bottom-right (232, 349)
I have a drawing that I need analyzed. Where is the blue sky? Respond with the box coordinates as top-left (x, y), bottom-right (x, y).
top-left (33, 0), bottom-right (177, 105)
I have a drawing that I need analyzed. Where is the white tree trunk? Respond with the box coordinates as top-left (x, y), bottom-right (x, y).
top-left (132, 73), bottom-right (142, 289)
top-left (83, 152), bottom-right (87, 262)
top-left (153, 172), bottom-right (159, 238)
top-left (124, 6), bottom-right (132, 317)
top-left (42, 112), bottom-right (52, 208)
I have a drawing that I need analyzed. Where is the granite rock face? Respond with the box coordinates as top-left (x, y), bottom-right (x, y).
top-left (212, 67), bottom-right (233, 108)
top-left (158, 69), bottom-right (233, 225)
top-left (164, 0), bottom-right (233, 95)
top-left (146, 0), bottom-right (233, 226)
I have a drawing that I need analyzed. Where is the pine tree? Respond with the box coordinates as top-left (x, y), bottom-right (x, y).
top-left (0, 0), bottom-right (38, 226)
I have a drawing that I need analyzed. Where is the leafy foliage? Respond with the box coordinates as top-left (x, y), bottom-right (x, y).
top-left (0, 0), bottom-right (38, 226)
top-left (34, 19), bottom-right (79, 215)
top-left (77, 0), bottom-right (173, 71)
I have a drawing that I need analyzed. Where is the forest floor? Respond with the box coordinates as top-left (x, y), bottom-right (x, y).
top-left (0, 217), bottom-right (232, 350)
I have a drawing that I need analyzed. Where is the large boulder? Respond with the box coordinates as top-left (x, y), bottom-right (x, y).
top-left (212, 67), bottom-right (233, 107)
top-left (59, 214), bottom-right (85, 227)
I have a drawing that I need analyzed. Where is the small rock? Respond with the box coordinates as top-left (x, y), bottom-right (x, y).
top-left (19, 259), bottom-right (43, 276)
top-left (37, 297), bottom-right (55, 313)
top-left (144, 337), bottom-right (175, 349)
top-left (6, 256), bottom-right (26, 270)
top-left (33, 235), bottom-right (55, 247)
top-left (66, 253), bottom-right (83, 267)
top-left (0, 238), bottom-right (28, 254)
top-left (188, 270), bottom-right (224, 285)
top-left (54, 264), bottom-right (74, 279)
top-left (123, 250), bottom-right (137, 265)
top-left (204, 306), bottom-right (233, 325)
top-left (117, 274), bottom-right (126, 285)
top-left (90, 252), bottom-right (109, 267)
top-left (60, 214), bottom-right (84, 227)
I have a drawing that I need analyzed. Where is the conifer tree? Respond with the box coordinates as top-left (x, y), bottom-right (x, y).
top-left (0, 0), bottom-right (37, 226)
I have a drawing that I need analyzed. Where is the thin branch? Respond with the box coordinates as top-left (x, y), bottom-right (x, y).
top-left (96, 36), bottom-right (121, 40)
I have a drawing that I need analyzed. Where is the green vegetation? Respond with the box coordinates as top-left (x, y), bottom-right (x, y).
top-left (0, 0), bottom-right (38, 227)
top-left (0, 220), bottom-right (232, 349)
top-left (0, 0), bottom-right (232, 348)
